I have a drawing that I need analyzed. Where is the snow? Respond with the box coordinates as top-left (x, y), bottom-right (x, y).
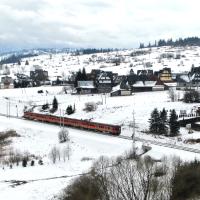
top-left (1, 46), bottom-right (200, 199)
top-left (133, 81), bottom-right (157, 87)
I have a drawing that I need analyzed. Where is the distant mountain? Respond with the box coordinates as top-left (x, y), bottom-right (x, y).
top-left (0, 48), bottom-right (76, 64)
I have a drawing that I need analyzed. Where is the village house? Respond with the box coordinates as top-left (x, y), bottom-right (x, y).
top-left (76, 81), bottom-right (96, 94)
top-left (189, 66), bottom-right (200, 88)
top-left (30, 69), bottom-right (49, 86)
top-left (131, 80), bottom-right (164, 92)
top-left (14, 73), bottom-right (32, 88)
top-left (154, 67), bottom-right (173, 82)
top-left (110, 85), bottom-right (132, 97)
top-left (0, 76), bottom-right (14, 89)
top-left (96, 71), bottom-right (113, 93)
top-left (176, 73), bottom-right (191, 89)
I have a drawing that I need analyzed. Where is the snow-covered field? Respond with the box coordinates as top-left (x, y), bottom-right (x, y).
top-left (0, 86), bottom-right (200, 199)
top-left (1, 46), bottom-right (200, 199)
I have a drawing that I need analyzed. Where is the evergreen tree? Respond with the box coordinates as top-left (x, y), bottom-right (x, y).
top-left (75, 68), bottom-right (87, 87)
top-left (159, 108), bottom-right (168, 135)
top-left (73, 103), bottom-right (75, 112)
top-left (149, 108), bottom-right (161, 135)
top-left (82, 67), bottom-right (87, 81)
top-left (52, 96), bottom-right (58, 111)
top-left (75, 69), bottom-right (82, 87)
top-left (169, 109), bottom-right (180, 136)
top-left (66, 105), bottom-right (73, 115)
top-left (22, 159), bottom-right (27, 167)
top-left (25, 60), bottom-right (29, 65)
top-left (139, 43), bottom-right (144, 48)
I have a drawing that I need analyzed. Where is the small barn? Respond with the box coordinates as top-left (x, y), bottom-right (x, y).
top-left (0, 76), bottom-right (14, 89)
top-left (110, 84), bottom-right (132, 97)
top-left (76, 81), bottom-right (96, 94)
top-left (110, 89), bottom-right (132, 97)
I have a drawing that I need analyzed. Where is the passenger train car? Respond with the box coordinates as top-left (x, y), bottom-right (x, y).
top-left (23, 112), bottom-right (121, 135)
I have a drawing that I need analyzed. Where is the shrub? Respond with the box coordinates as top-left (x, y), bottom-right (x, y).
top-left (61, 172), bottom-right (101, 200)
top-left (42, 103), bottom-right (49, 110)
top-left (58, 128), bottom-right (69, 143)
top-left (31, 160), bottom-right (35, 166)
top-left (171, 160), bottom-right (200, 200)
top-left (22, 159), bottom-right (27, 167)
top-left (183, 90), bottom-right (200, 103)
top-left (66, 105), bottom-right (75, 115)
top-left (38, 159), bottom-right (43, 165)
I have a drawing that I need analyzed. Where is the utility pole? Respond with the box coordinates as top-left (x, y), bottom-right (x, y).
top-left (8, 99), bottom-right (10, 118)
top-left (62, 110), bottom-right (65, 128)
top-left (132, 110), bottom-right (136, 156)
top-left (59, 109), bottom-right (61, 128)
top-left (6, 101), bottom-right (8, 117)
top-left (16, 105), bottom-right (18, 117)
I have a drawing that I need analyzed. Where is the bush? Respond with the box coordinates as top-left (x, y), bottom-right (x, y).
top-left (84, 102), bottom-right (97, 112)
top-left (61, 172), bottom-right (101, 200)
top-left (42, 103), bottom-right (49, 110)
top-left (38, 159), bottom-right (43, 165)
top-left (171, 160), bottom-right (200, 200)
top-left (58, 128), bottom-right (69, 143)
top-left (66, 105), bottom-right (75, 115)
top-left (22, 159), bottom-right (27, 167)
top-left (183, 90), bottom-right (200, 103)
top-left (31, 160), bottom-right (35, 166)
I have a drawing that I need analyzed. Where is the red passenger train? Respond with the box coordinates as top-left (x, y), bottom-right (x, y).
top-left (23, 112), bottom-right (121, 136)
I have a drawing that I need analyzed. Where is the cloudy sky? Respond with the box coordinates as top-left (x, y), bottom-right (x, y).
top-left (0, 0), bottom-right (200, 50)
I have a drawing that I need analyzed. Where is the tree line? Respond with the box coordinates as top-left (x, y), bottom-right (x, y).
top-left (0, 53), bottom-right (37, 65)
top-left (139, 37), bottom-right (200, 48)
top-left (74, 48), bottom-right (117, 55)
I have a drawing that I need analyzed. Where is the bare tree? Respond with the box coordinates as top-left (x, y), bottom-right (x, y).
top-left (66, 144), bottom-right (72, 161)
top-left (92, 156), bottom-right (172, 200)
top-left (168, 88), bottom-right (177, 102)
top-left (62, 144), bottom-right (72, 162)
top-left (58, 128), bottom-right (70, 143)
top-left (49, 146), bottom-right (60, 164)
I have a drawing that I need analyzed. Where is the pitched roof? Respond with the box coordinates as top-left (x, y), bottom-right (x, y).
top-left (132, 81), bottom-right (157, 87)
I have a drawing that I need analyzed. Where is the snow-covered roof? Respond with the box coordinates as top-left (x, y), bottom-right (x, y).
top-left (180, 75), bottom-right (190, 82)
top-left (164, 82), bottom-right (177, 87)
top-left (132, 81), bottom-right (156, 87)
top-left (111, 84), bottom-right (121, 92)
top-left (77, 81), bottom-right (95, 88)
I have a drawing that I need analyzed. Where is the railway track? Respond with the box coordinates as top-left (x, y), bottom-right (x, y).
top-left (119, 135), bottom-right (200, 154)
top-left (0, 113), bottom-right (200, 155)
top-left (0, 113), bottom-right (21, 119)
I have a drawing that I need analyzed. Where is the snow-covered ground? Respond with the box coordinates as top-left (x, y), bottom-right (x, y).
top-left (0, 86), bottom-right (199, 199)
top-left (1, 46), bottom-right (200, 199)
top-left (3, 45), bottom-right (200, 81)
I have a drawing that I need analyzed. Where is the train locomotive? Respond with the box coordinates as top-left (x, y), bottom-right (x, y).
top-left (23, 112), bottom-right (121, 136)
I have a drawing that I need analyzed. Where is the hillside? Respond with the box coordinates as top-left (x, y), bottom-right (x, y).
top-left (1, 46), bottom-right (200, 199)
top-left (1, 46), bottom-right (200, 81)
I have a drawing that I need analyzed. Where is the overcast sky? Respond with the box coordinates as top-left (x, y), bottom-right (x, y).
top-left (0, 0), bottom-right (200, 50)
